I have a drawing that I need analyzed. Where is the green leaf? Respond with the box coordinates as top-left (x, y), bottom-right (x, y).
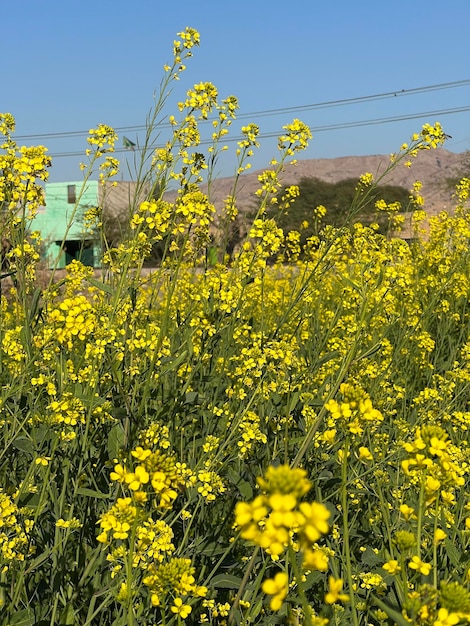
top-left (372, 595), bottom-right (410, 626)
top-left (26, 548), bottom-right (52, 572)
top-left (107, 424), bottom-right (126, 459)
top-left (198, 542), bottom-right (227, 557)
top-left (17, 491), bottom-right (42, 509)
top-left (313, 350), bottom-right (341, 370)
top-left (211, 574), bottom-right (244, 589)
top-left (288, 391), bottom-right (300, 413)
top-left (184, 391), bottom-right (199, 404)
top-left (302, 570), bottom-right (324, 591)
top-left (159, 351), bottom-right (188, 375)
top-left (444, 537), bottom-right (462, 567)
top-left (354, 341), bottom-right (383, 361)
top-left (12, 436), bottom-right (33, 455)
top-left (361, 546), bottom-right (382, 567)
top-left (226, 467), bottom-right (253, 499)
top-left (27, 287), bottom-right (42, 325)
top-left (59, 603), bottom-right (76, 625)
top-left (87, 276), bottom-right (115, 295)
top-left (9, 609), bottom-right (35, 626)
top-left (77, 487), bottom-right (110, 500)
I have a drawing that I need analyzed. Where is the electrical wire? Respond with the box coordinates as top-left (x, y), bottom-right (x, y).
top-left (11, 79), bottom-right (470, 142)
top-left (47, 104), bottom-right (470, 159)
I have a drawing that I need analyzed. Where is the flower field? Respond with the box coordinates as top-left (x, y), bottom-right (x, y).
top-left (1, 28), bottom-right (470, 626)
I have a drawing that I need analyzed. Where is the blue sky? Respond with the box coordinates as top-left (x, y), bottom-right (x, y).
top-left (3, 0), bottom-right (470, 182)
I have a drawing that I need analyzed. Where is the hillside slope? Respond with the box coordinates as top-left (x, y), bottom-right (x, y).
top-left (203, 148), bottom-right (465, 218)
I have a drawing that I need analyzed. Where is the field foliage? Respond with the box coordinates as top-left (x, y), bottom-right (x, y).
top-left (1, 28), bottom-right (470, 626)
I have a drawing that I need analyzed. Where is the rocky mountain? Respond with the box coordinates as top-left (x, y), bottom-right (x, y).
top-left (203, 148), bottom-right (465, 219)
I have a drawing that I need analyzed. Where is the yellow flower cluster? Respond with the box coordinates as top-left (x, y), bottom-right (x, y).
top-left (238, 123), bottom-right (260, 148)
top-left (86, 124), bottom-right (117, 151)
top-left (278, 119), bottom-right (312, 155)
top-left (142, 557), bottom-right (207, 612)
top-left (0, 113), bottom-right (50, 214)
top-left (235, 465), bottom-right (330, 566)
top-left (109, 447), bottom-right (191, 509)
top-left (402, 425), bottom-right (466, 498)
top-left (179, 81), bottom-right (218, 119)
top-left (47, 294), bottom-right (96, 348)
top-left (324, 382), bottom-right (383, 437)
top-left (4, 29), bottom-right (470, 625)
top-left (46, 392), bottom-right (85, 427)
top-left (0, 490), bottom-right (34, 564)
top-left (98, 497), bottom-right (138, 541)
top-left (131, 199), bottom-right (172, 234)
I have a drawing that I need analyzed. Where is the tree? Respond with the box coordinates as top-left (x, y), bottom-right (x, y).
top-left (269, 177), bottom-right (412, 245)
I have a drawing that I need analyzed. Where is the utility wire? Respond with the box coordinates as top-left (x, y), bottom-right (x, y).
top-left (11, 79), bottom-right (470, 142)
top-left (47, 104), bottom-right (470, 159)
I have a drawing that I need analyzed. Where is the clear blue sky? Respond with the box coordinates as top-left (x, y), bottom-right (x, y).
top-left (3, 0), bottom-right (470, 182)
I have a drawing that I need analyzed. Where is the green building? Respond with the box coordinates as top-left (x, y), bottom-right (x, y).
top-left (33, 181), bottom-right (141, 269)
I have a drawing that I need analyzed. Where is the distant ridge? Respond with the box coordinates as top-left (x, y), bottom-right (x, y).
top-left (201, 148), bottom-right (465, 218)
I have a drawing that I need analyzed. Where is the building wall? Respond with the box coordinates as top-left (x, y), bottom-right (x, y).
top-left (33, 181), bottom-right (147, 269)
top-left (33, 181), bottom-right (101, 269)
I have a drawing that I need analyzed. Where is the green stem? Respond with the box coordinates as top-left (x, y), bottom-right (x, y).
top-left (416, 475), bottom-right (426, 561)
top-left (228, 545), bottom-right (261, 625)
top-left (341, 438), bottom-right (359, 626)
top-left (288, 543), bottom-right (313, 626)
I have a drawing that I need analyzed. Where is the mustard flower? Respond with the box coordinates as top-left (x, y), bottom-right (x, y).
top-left (125, 466), bottom-right (150, 491)
top-left (256, 465), bottom-right (311, 499)
top-left (302, 548), bottom-right (329, 571)
top-left (358, 172), bottom-right (374, 186)
top-left (433, 608), bottom-right (460, 626)
top-left (325, 577), bottom-right (349, 604)
top-left (261, 571), bottom-right (289, 611)
top-left (298, 501), bottom-right (330, 543)
top-left (440, 580), bottom-right (470, 615)
top-left (56, 518), bottom-right (82, 530)
top-left (239, 123), bottom-right (260, 148)
top-left (382, 560), bottom-right (401, 575)
top-left (399, 504), bottom-right (415, 521)
top-left (394, 530), bottom-right (416, 552)
top-left (278, 119), bottom-right (312, 154)
top-left (0, 112), bottom-right (16, 135)
top-left (177, 26), bottom-right (200, 50)
top-left (358, 446), bottom-right (373, 461)
top-left (408, 556), bottom-right (431, 576)
top-left (171, 597), bottom-right (192, 619)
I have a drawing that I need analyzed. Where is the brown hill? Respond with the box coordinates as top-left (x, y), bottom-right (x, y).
top-left (203, 148), bottom-right (465, 218)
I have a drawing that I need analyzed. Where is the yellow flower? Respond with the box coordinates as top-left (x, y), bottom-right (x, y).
top-left (358, 446), bottom-right (373, 461)
top-left (56, 517), bottom-right (82, 530)
top-left (35, 457), bottom-right (51, 466)
top-left (425, 476), bottom-right (441, 494)
top-left (382, 560), bottom-right (401, 575)
top-left (325, 577), bottom-right (349, 604)
top-left (433, 607), bottom-right (460, 626)
top-left (262, 571), bottom-right (288, 611)
top-left (298, 501), bottom-right (330, 543)
top-left (110, 464), bottom-right (127, 483)
top-left (303, 548), bottom-right (329, 571)
top-left (171, 597), bottom-right (192, 619)
top-left (408, 556), bottom-right (431, 575)
top-left (125, 465), bottom-right (150, 491)
top-left (399, 504), bottom-right (415, 521)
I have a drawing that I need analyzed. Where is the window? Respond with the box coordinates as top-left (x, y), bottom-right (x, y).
top-left (67, 184), bottom-right (76, 204)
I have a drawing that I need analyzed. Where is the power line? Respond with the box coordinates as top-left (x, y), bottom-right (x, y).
top-left (47, 104), bottom-right (470, 159)
top-left (11, 79), bottom-right (470, 142)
